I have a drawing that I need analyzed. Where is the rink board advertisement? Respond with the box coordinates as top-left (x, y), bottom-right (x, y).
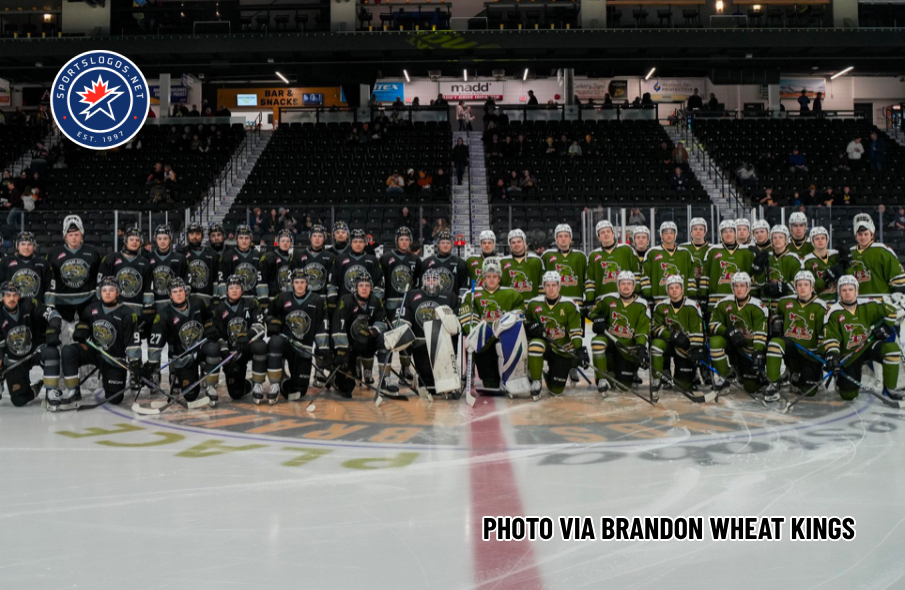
top-left (640, 78), bottom-right (706, 102)
top-left (779, 78), bottom-right (827, 98)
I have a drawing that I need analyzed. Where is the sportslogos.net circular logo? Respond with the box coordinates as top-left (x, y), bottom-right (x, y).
top-left (51, 50), bottom-right (149, 150)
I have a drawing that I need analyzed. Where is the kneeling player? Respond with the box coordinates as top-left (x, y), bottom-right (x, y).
top-left (61, 277), bottom-right (142, 406)
top-left (202, 275), bottom-right (267, 406)
top-left (525, 271), bottom-right (586, 397)
top-left (265, 269), bottom-right (329, 403)
top-left (824, 275), bottom-right (905, 401)
top-left (0, 283), bottom-right (62, 408)
top-left (709, 272), bottom-right (770, 398)
top-left (765, 271), bottom-right (828, 399)
top-left (146, 279), bottom-right (213, 403)
top-left (332, 275), bottom-right (389, 398)
top-left (589, 271), bottom-right (650, 393)
top-left (651, 275), bottom-right (705, 398)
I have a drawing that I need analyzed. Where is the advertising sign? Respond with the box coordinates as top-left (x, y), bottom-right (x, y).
top-left (440, 81), bottom-right (503, 101)
top-left (640, 78), bottom-right (706, 102)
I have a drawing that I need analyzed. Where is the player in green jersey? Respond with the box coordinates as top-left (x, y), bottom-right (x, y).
top-left (500, 229), bottom-right (544, 299)
top-left (787, 211), bottom-right (814, 260)
top-left (541, 224), bottom-right (589, 303)
top-left (701, 220), bottom-right (755, 310)
top-left (802, 226), bottom-right (844, 303)
top-left (751, 225), bottom-right (803, 315)
top-left (680, 217), bottom-right (712, 306)
top-left (587, 220), bottom-right (640, 301)
top-left (846, 214), bottom-right (905, 299)
top-left (466, 230), bottom-right (498, 289)
top-left (631, 225), bottom-right (651, 267)
top-left (642, 221), bottom-right (697, 304)
top-left (710, 271), bottom-right (770, 396)
top-left (736, 218), bottom-right (752, 248)
top-left (651, 275), bottom-right (706, 397)
top-left (750, 219), bottom-right (772, 256)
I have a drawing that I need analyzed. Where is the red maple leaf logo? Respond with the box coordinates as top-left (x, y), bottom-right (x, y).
top-left (78, 78), bottom-right (111, 104)
top-left (75, 75), bottom-right (124, 120)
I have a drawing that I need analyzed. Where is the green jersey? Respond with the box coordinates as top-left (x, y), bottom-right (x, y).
top-left (641, 246), bottom-right (698, 302)
top-left (542, 250), bottom-right (589, 302)
top-left (788, 238), bottom-right (814, 261)
top-left (465, 252), bottom-right (498, 289)
top-left (775, 294), bottom-right (828, 352)
top-left (701, 244), bottom-right (755, 308)
top-left (651, 297), bottom-right (705, 349)
top-left (824, 298), bottom-right (896, 356)
top-left (587, 243), bottom-right (640, 300)
top-left (709, 295), bottom-right (768, 353)
top-left (802, 250), bottom-right (841, 302)
top-left (500, 254), bottom-right (544, 298)
top-left (459, 285), bottom-right (525, 334)
top-left (589, 293), bottom-right (650, 348)
top-left (754, 248), bottom-right (803, 309)
top-left (680, 241), bottom-right (711, 294)
top-left (846, 242), bottom-right (905, 298)
top-left (524, 295), bottom-right (583, 356)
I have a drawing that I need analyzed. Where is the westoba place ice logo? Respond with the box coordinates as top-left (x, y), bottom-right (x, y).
top-left (51, 50), bottom-right (149, 150)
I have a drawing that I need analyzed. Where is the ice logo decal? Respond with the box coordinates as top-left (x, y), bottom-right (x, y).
top-left (51, 51), bottom-right (149, 150)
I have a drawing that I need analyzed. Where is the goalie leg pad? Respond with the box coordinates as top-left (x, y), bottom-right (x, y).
top-left (466, 321), bottom-right (496, 354)
top-left (383, 324), bottom-right (416, 352)
top-left (425, 320), bottom-right (461, 394)
top-left (495, 317), bottom-right (530, 393)
top-left (434, 305), bottom-right (461, 335)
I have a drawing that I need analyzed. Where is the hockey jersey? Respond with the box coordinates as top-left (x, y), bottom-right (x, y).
top-left (45, 244), bottom-right (103, 308)
top-left (259, 247), bottom-right (300, 305)
top-left (701, 244), bottom-right (755, 308)
top-left (802, 250), bottom-right (841, 302)
top-left (399, 289), bottom-right (460, 339)
top-left (331, 293), bottom-right (388, 351)
top-left (541, 250), bottom-right (589, 301)
top-left (651, 298), bottom-right (705, 349)
top-left (211, 297), bottom-right (265, 347)
top-left (147, 296), bottom-right (212, 369)
top-left (459, 286), bottom-right (525, 333)
top-left (380, 249), bottom-right (422, 315)
top-left (788, 238), bottom-right (815, 261)
top-left (589, 293), bottom-right (651, 348)
top-left (709, 295), bottom-right (768, 353)
top-left (422, 254), bottom-right (470, 298)
top-left (331, 251), bottom-right (384, 300)
top-left (846, 242), bottom-right (905, 298)
top-left (754, 248), bottom-right (803, 310)
top-left (77, 300), bottom-right (142, 365)
top-left (148, 248), bottom-right (189, 306)
top-left (586, 244), bottom-right (640, 300)
top-left (98, 251), bottom-right (154, 312)
top-left (465, 252), bottom-right (498, 289)
top-left (679, 241), bottom-right (712, 292)
top-left (773, 294), bottom-right (827, 352)
top-left (0, 298), bottom-right (60, 360)
top-left (524, 295), bottom-right (583, 356)
top-left (298, 247), bottom-right (336, 299)
top-left (217, 246), bottom-right (265, 301)
top-left (824, 298), bottom-right (896, 356)
top-left (0, 253), bottom-right (53, 303)
top-left (183, 245), bottom-right (220, 303)
top-left (500, 253), bottom-right (544, 298)
top-left (267, 291), bottom-right (330, 349)
top-left (641, 246), bottom-right (698, 302)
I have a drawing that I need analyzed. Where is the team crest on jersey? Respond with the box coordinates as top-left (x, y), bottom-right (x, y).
top-left (92, 319), bottom-right (117, 351)
top-left (555, 264), bottom-right (578, 287)
top-left (415, 301), bottom-right (439, 326)
top-left (286, 310), bottom-right (312, 340)
top-left (843, 323), bottom-right (868, 349)
top-left (177, 320), bottom-right (204, 350)
top-left (7, 261), bottom-right (16, 267)
top-left (116, 266), bottom-right (143, 299)
top-left (303, 262), bottom-right (327, 292)
top-left (508, 269), bottom-right (532, 293)
top-left (850, 260), bottom-right (871, 283)
top-left (10, 269), bottom-right (40, 298)
top-left (390, 265), bottom-right (413, 293)
top-left (343, 265), bottom-right (370, 292)
top-left (539, 314), bottom-right (566, 339)
top-left (60, 257), bottom-right (91, 288)
top-left (479, 298), bottom-right (503, 321)
top-left (718, 261), bottom-right (739, 285)
top-left (658, 262), bottom-right (680, 285)
top-left (435, 268), bottom-right (454, 292)
top-left (6, 325), bottom-right (32, 356)
top-left (784, 312), bottom-right (813, 340)
top-left (188, 259), bottom-right (209, 289)
top-left (227, 317), bottom-right (247, 345)
top-left (608, 312), bottom-right (634, 339)
top-left (51, 51), bottom-right (149, 150)
top-left (599, 261), bottom-right (621, 284)
top-left (235, 262), bottom-right (258, 292)
top-left (152, 265), bottom-right (175, 295)
top-left (727, 313), bottom-right (752, 338)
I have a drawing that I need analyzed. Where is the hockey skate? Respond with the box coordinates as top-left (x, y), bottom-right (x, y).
top-left (763, 383), bottom-right (781, 403)
top-left (59, 388), bottom-right (81, 411)
top-left (252, 382), bottom-right (264, 405)
top-left (267, 382), bottom-right (281, 405)
top-left (45, 389), bottom-right (63, 411)
top-left (529, 380), bottom-right (542, 402)
top-left (597, 378), bottom-right (610, 399)
top-left (650, 378), bottom-right (661, 402)
top-left (363, 368), bottom-right (374, 385)
top-left (206, 385), bottom-right (219, 408)
top-left (569, 368), bottom-right (580, 384)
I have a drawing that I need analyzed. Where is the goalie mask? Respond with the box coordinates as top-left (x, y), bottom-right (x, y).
top-left (423, 268), bottom-right (442, 296)
top-left (63, 214), bottom-right (84, 236)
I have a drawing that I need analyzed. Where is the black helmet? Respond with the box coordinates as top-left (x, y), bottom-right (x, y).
top-left (124, 226), bottom-right (142, 240)
top-left (168, 277), bottom-right (189, 295)
top-left (276, 229), bottom-right (294, 245)
top-left (350, 228), bottom-right (367, 242)
top-left (436, 229), bottom-right (453, 243)
top-left (310, 224), bottom-right (327, 237)
top-left (396, 227), bottom-right (413, 240)
top-left (355, 273), bottom-right (373, 289)
top-left (16, 231), bottom-right (35, 247)
top-left (333, 221), bottom-right (350, 234)
top-left (208, 223), bottom-right (225, 237)
top-left (155, 224), bottom-right (173, 239)
top-left (236, 224), bottom-right (253, 237)
top-left (1, 281), bottom-right (20, 296)
top-left (290, 268), bottom-right (309, 283)
top-left (186, 222), bottom-right (204, 235)
top-left (98, 275), bottom-right (122, 296)
top-left (225, 274), bottom-right (244, 291)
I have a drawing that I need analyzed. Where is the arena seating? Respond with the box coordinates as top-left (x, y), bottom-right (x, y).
top-left (0, 124), bottom-right (43, 171)
top-left (222, 120), bottom-right (452, 245)
top-left (484, 119), bottom-right (709, 239)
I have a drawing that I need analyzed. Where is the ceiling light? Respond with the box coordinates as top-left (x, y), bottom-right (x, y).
top-left (403, 69), bottom-right (410, 82)
top-left (830, 66), bottom-right (853, 80)
top-left (464, 69), bottom-right (468, 81)
top-left (645, 67), bottom-right (656, 80)
top-left (523, 69), bottom-right (529, 81)
top-left (275, 71), bottom-right (289, 84)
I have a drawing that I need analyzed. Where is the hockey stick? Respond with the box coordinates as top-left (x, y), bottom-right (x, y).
top-left (0, 345), bottom-right (46, 381)
top-left (375, 281), bottom-right (414, 407)
top-left (782, 335), bottom-right (878, 413)
top-left (464, 279), bottom-right (477, 407)
top-left (563, 332), bottom-right (655, 405)
top-left (305, 369), bottom-right (340, 412)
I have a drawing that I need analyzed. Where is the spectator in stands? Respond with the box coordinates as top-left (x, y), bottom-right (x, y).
top-left (147, 162), bottom-right (165, 183)
top-left (708, 93), bottom-right (719, 110)
top-left (400, 207), bottom-right (415, 229)
top-left (802, 184), bottom-right (818, 207)
top-left (877, 204), bottom-right (893, 230)
top-left (846, 136), bottom-right (864, 170)
top-left (527, 90), bottom-right (538, 106)
top-left (568, 140), bottom-right (582, 157)
top-left (515, 134), bottom-right (528, 157)
top-left (657, 141), bottom-right (672, 165)
top-left (488, 134), bottom-right (503, 159)
top-left (823, 187), bottom-right (835, 207)
top-left (789, 148), bottom-right (808, 174)
top-left (687, 88), bottom-right (703, 111)
top-left (520, 170), bottom-right (535, 193)
top-left (3, 180), bottom-right (22, 233)
top-left (419, 217), bottom-right (430, 239)
top-left (278, 208), bottom-right (298, 234)
top-left (757, 150), bottom-right (777, 173)
top-left (557, 134), bottom-right (571, 156)
top-left (581, 134), bottom-right (597, 157)
top-left (190, 134), bottom-right (202, 151)
top-left (453, 138), bottom-right (468, 185)
top-left (417, 170), bottom-right (433, 194)
top-left (813, 92), bottom-right (823, 115)
top-left (251, 208), bottom-right (266, 238)
top-left (832, 151), bottom-right (851, 172)
top-left (164, 164), bottom-right (176, 184)
top-left (759, 187), bottom-right (777, 207)
top-left (894, 208), bottom-right (905, 233)
top-left (431, 218), bottom-right (448, 243)
top-left (869, 131), bottom-right (886, 173)
top-left (628, 208), bottom-right (646, 226)
top-left (492, 178), bottom-right (508, 201)
top-left (631, 97), bottom-right (642, 108)
top-left (189, 105), bottom-right (200, 117)
top-left (797, 90), bottom-right (810, 113)
top-left (672, 141), bottom-right (688, 165)
top-left (790, 191), bottom-right (802, 208)
top-left (841, 185), bottom-right (854, 205)
top-left (386, 171), bottom-right (405, 194)
top-left (502, 135), bottom-right (516, 158)
top-left (456, 101), bottom-right (468, 131)
top-left (434, 168), bottom-right (449, 196)
top-left (393, 96), bottom-right (404, 111)
top-left (484, 97), bottom-right (497, 127)
top-left (543, 136), bottom-right (557, 156)
top-left (641, 93), bottom-right (653, 107)
top-left (735, 162), bottom-right (757, 193)
top-left (411, 97), bottom-right (420, 108)
top-left (435, 94), bottom-right (448, 107)
top-left (507, 171), bottom-right (522, 195)
top-left (405, 169), bottom-right (418, 195)
top-left (266, 208), bottom-right (281, 233)
top-left (603, 93), bottom-right (613, 106)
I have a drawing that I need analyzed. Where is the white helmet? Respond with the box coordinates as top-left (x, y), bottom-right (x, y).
top-left (554, 224), bottom-right (572, 238)
top-left (633, 226), bottom-right (651, 237)
top-left (482, 258), bottom-right (502, 276)
top-left (837, 275), bottom-right (859, 291)
top-left (771, 225), bottom-right (790, 242)
top-left (789, 212), bottom-right (808, 226)
top-left (63, 214), bottom-right (85, 236)
top-left (731, 271), bottom-right (752, 287)
top-left (854, 213), bottom-right (875, 235)
top-left (479, 230), bottom-right (496, 243)
top-left (659, 221), bottom-right (678, 235)
top-left (794, 270), bottom-right (815, 286)
top-left (752, 219), bottom-right (770, 232)
top-left (508, 229), bottom-right (526, 243)
top-left (809, 226), bottom-right (828, 240)
top-left (596, 220), bottom-right (614, 234)
top-left (735, 218), bottom-right (751, 229)
top-left (542, 270), bottom-right (561, 285)
top-left (665, 274), bottom-right (685, 287)
top-left (617, 271), bottom-right (636, 284)
top-left (690, 217), bottom-right (707, 231)
top-left (719, 220), bottom-right (737, 233)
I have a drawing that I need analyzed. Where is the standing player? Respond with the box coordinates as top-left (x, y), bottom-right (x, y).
top-left (98, 227), bottom-right (155, 338)
top-left (422, 229), bottom-right (469, 298)
top-left (466, 230), bottom-right (498, 288)
top-left (735, 219), bottom-right (752, 247)
top-left (299, 224), bottom-right (337, 305)
top-left (332, 229), bottom-right (384, 303)
top-left (46, 215), bottom-right (103, 325)
top-left (650, 275), bottom-right (706, 396)
top-left (802, 227), bottom-right (843, 303)
top-left (0, 232), bottom-right (53, 304)
top-left (331, 275), bottom-right (389, 398)
top-left (681, 218), bottom-right (712, 306)
top-left (61, 277), bottom-right (142, 405)
top-left (700, 220), bottom-right (754, 311)
top-left (259, 229), bottom-right (299, 307)
top-left (788, 212), bottom-right (814, 260)
top-left (182, 222), bottom-right (220, 308)
top-left (542, 224), bottom-right (589, 304)
top-left (846, 214), bottom-right (905, 298)
top-left (587, 221), bottom-right (639, 301)
top-left (501, 229), bottom-right (543, 299)
top-left (217, 225), bottom-right (263, 303)
top-left (631, 226), bottom-right (651, 265)
top-left (588, 271), bottom-right (650, 394)
top-left (0, 282), bottom-right (62, 408)
top-left (641, 221), bottom-right (697, 304)
top-left (524, 271), bottom-right (585, 398)
top-left (765, 271), bottom-right (828, 399)
top-left (750, 219), bottom-right (772, 255)
top-left (208, 223), bottom-right (227, 257)
top-left (751, 225), bottom-right (803, 314)
top-left (380, 226), bottom-right (421, 384)
top-left (328, 221), bottom-right (351, 257)
top-left (148, 225), bottom-right (189, 313)
top-left (709, 272), bottom-right (770, 398)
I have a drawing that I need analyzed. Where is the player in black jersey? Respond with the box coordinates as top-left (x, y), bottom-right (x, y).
top-left (327, 221), bottom-right (351, 258)
top-left (182, 222), bottom-right (220, 307)
top-left (46, 215), bottom-right (102, 323)
top-left (148, 224), bottom-right (189, 310)
top-left (380, 227), bottom-right (422, 384)
top-left (61, 277), bottom-right (142, 406)
top-left (217, 224), bottom-right (264, 303)
top-left (208, 223), bottom-right (227, 256)
top-left (331, 229), bottom-right (384, 304)
top-left (331, 275), bottom-right (389, 397)
top-left (259, 229), bottom-right (299, 307)
top-left (422, 229), bottom-right (469, 298)
top-left (98, 227), bottom-right (156, 335)
top-left (300, 224), bottom-right (336, 303)
top-left (0, 232), bottom-right (53, 305)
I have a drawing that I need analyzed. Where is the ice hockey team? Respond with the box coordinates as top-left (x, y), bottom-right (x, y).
top-left (4, 209), bottom-right (905, 412)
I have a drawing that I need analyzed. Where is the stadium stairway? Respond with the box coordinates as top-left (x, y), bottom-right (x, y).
top-left (664, 124), bottom-right (739, 221)
top-left (450, 131), bottom-right (471, 243)
top-left (208, 130), bottom-right (272, 229)
top-left (465, 131), bottom-right (490, 243)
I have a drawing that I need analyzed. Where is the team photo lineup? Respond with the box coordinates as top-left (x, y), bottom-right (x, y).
top-left (4, 205), bottom-right (905, 414)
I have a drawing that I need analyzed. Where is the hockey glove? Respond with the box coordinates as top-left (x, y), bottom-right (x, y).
top-left (142, 362), bottom-right (160, 385)
top-left (235, 333), bottom-right (250, 356)
top-left (770, 315), bottom-right (785, 339)
top-left (72, 322), bottom-right (90, 344)
top-left (45, 325), bottom-right (62, 347)
top-left (128, 357), bottom-right (142, 376)
top-left (203, 324), bottom-right (220, 343)
top-left (726, 327), bottom-right (748, 349)
top-left (525, 322), bottom-right (545, 339)
top-left (872, 323), bottom-right (895, 342)
top-left (764, 281), bottom-right (784, 298)
top-left (669, 331), bottom-right (691, 351)
top-left (267, 318), bottom-right (282, 336)
top-left (333, 347), bottom-right (349, 369)
top-left (142, 306), bottom-right (157, 325)
top-left (690, 345), bottom-right (707, 361)
top-left (575, 347), bottom-right (590, 369)
top-left (751, 351), bottom-right (765, 372)
top-left (824, 264), bottom-right (845, 284)
top-left (633, 345), bottom-right (650, 369)
top-left (592, 317), bottom-right (608, 335)
top-left (751, 250), bottom-right (769, 274)
top-left (824, 351), bottom-right (840, 374)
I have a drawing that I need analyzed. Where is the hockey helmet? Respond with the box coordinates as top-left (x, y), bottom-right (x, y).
top-left (731, 271), bottom-right (751, 287)
top-left (354, 273), bottom-right (373, 289)
top-left (595, 220), bottom-right (614, 235)
top-left (508, 229), bottom-right (527, 243)
top-left (225, 274), bottom-right (244, 291)
top-left (155, 224), bottom-right (173, 239)
top-left (98, 275), bottom-right (122, 296)
top-left (276, 229), bottom-right (294, 246)
top-left (771, 225), bottom-right (790, 240)
top-left (659, 221), bottom-right (678, 235)
top-left (837, 275), bottom-right (859, 292)
top-left (208, 223), bottom-right (225, 237)
top-left (310, 224), bottom-right (327, 237)
top-left (633, 225), bottom-right (651, 237)
top-left (479, 230), bottom-right (496, 243)
top-left (665, 274), bottom-right (685, 288)
top-left (853, 213), bottom-right (875, 235)
top-left (718, 220), bottom-right (737, 233)
top-left (788, 212), bottom-right (808, 226)
top-left (422, 268), bottom-right (442, 296)
top-left (554, 224), bottom-right (572, 238)
top-left (617, 271), bottom-right (636, 284)
top-left (809, 226), bottom-right (828, 240)
top-left (168, 277), bottom-right (189, 295)
top-left (436, 229), bottom-right (453, 243)
top-left (735, 218), bottom-right (751, 229)
top-left (350, 228), bottom-right (367, 242)
top-left (16, 231), bottom-right (35, 247)
top-left (690, 217), bottom-right (707, 231)
top-left (290, 268), bottom-right (309, 284)
top-left (63, 214), bottom-right (84, 236)
top-left (186, 222), bottom-right (204, 235)
top-left (235, 224), bottom-right (253, 238)
top-left (396, 226), bottom-right (413, 241)
top-left (542, 270), bottom-right (561, 285)
top-left (333, 221), bottom-right (350, 234)
top-left (794, 270), bottom-right (815, 286)
top-left (751, 219), bottom-right (770, 232)
top-left (482, 258), bottom-right (502, 277)
top-left (0, 281), bottom-right (20, 296)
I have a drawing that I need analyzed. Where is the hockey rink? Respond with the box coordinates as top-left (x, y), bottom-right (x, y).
top-left (3, 370), bottom-right (905, 590)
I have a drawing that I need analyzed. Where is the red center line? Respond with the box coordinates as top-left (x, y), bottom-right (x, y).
top-left (469, 394), bottom-right (544, 590)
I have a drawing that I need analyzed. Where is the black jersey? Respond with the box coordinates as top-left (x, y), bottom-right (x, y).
top-left (379, 249), bottom-right (421, 316)
top-left (327, 242), bottom-right (350, 259)
top-left (259, 247), bottom-right (300, 304)
top-left (183, 245), bottom-right (220, 303)
top-left (147, 296), bottom-right (211, 368)
top-left (211, 297), bottom-right (265, 347)
top-left (331, 251), bottom-right (384, 301)
top-left (0, 298), bottom-right (60, 360)
top-left (76, 300), bottom-right (142, 365)
top-left (268, 291), bottom-right (330, 349)
top-left (398, 289), bottom-right (459, 339)
top-left (98, 251), bottom-right (154, 312)
top-left (148, 248), bottom-right (189, 306)
top-left (298, 247), bottom-right (336, 299)
top-left (0, 253), bottom-right (54, 303)
top-left (422, 253), bottom-right (470, 298)
top-left (331, 293), bottom-right (388, 351)
top-left (45, 244), bottom-right (103, 308)
top-left (217, 246), bottom-right (264, 302)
